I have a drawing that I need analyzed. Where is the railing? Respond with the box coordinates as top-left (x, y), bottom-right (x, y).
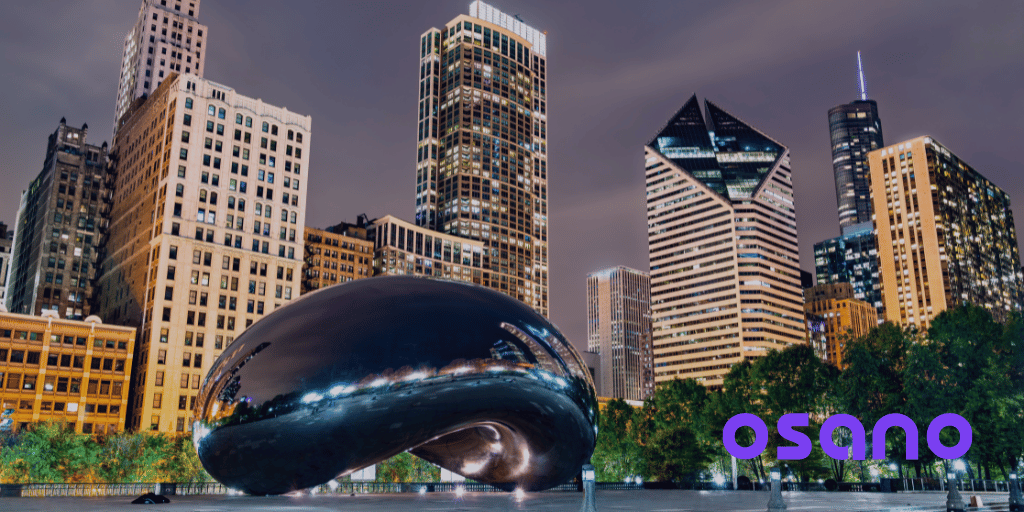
top-left (0, 478), bottom-right (1017, 498)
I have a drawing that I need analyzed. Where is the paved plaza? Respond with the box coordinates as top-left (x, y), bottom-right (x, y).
top-left (0, 490), bottom-right (1010, 512)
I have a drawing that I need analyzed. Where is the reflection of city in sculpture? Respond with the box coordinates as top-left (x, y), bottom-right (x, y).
top-left (193, 276), bottom-right (598, 496)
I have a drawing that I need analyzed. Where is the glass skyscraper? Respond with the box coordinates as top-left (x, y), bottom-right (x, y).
top-left (414, 1), bottom-right (548, 316)
top-left (828, 54), bottom-right (883, 229)
top-left (814, 222), bottom-right (881, 313)
top-left (646, 95), bottom-right (805, 389)
top-left (814, 54), bottom-right (884, 316)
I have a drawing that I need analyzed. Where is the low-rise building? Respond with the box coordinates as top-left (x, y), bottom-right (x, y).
top-left (301, 223), bottom-right (373, 295)
top-left (0, 310), bottom-right (135, 434)
top-left (803, 283), bottom-right (877, 368)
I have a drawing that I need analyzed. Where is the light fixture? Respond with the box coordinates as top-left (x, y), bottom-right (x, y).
top-left (455, 486), bottom-right (466, 498)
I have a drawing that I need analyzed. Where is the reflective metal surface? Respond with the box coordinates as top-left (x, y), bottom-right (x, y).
top-left (193, 276), bottom-right (598, 496)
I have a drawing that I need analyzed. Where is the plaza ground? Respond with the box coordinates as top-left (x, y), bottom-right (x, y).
top-left (0, 490), bottom-right (1011, 512)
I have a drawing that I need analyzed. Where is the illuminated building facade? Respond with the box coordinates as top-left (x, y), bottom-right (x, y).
top-left (813, 222), bottom-right (882, 314)
top-left (96, 73), bottom-right (310, 432)
top-left (645, 95), bottom-right (806, 389)
top-left (6, 120), bottom-right (111, 319)
top-left (370, 215), bottom-right (489, 284)
top-left (114, 0), bottom-right (207, 138)
top-left (829, 99), bottom-right (883, 229)
top-left (415, 1), bottom-right (549, 316)
top-left (301, 224), bottom-right (373, 295)
top-left (870, 136), bottom-right (1023, 326)
top-left (0, 225), bottom-right (12, 305)
top-left (803, 282), bottom-right (877, 367)
top-left (0, 310), bottom-right (135, 434)
top-left (586, 266), bottom-right (653, 401)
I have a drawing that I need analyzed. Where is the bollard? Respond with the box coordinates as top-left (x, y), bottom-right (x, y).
top-left (1009, 474), bottom-right (1023, 512)
top-left (946, 473), bottom-right (965, 512)
top-left (767, 470), bottom-right (786, 512)
top-left (581, 464), bottom-right (597, 512)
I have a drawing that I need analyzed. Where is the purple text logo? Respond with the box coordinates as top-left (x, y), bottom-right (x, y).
top-left (723, 413), bottom-right (972, 460)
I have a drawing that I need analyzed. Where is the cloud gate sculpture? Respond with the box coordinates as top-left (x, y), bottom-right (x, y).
top-left (193, 276), bottom-right (598, 496)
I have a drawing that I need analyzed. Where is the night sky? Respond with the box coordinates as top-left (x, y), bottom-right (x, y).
top-left (1, 1), bottom-right (1022, 350)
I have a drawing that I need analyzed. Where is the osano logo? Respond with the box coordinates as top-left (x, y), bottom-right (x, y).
top-left (723, 413), bottom-right (972, 460)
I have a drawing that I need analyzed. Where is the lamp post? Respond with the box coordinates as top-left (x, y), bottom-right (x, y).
top-left (581, 464), bottom-right (596, 512)
top-left (1009, 474), bottom-right (1022, 512)
top-left (946, 472), bottom-right (965, 512)
top-left (767, 469), bottom-right (786, 512)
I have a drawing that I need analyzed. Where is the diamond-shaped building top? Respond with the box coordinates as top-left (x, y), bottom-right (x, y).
top-left (648, 95), bottom-right (785, 201)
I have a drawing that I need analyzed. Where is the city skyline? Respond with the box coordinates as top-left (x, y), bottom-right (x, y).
top-left (1, 0), bottom-right (1022, 351)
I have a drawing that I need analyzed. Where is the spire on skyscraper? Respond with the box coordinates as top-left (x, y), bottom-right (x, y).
top-left (857, 51), bottom-right (867, 101)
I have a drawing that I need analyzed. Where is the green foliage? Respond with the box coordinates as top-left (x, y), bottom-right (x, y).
top-left (374, 451), bottom-right (440, 483)
top-left (0, 422), bottom-right (210, 483)
top-left (587, 306), bottom-right (1023, 483)
top-left (591, 399), bottom-right (643, 481)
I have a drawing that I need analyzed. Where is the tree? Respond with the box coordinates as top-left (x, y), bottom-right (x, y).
top-left (928, 305), bottom-right (1024, 479)
top-left (708, 361), bottom-right (769, 482)
top-left (375, 452), bottom-right (439, 482)
top-left (0, 421), bottom-right (100, 483)
top-left (839, 322), bottom-right (914, 481)
top-left (641, 379), bottom-right (714, 482)
top-left (591, 399), bottom-right (643, 481)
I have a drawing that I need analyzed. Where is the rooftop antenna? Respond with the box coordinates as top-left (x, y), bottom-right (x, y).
top-left (857, 51), bottom-right (867, 100)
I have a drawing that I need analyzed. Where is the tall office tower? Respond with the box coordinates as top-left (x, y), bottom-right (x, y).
top-left (301, 223), bottom-right (373, 295)
top-left (586, 266), bottom-right (653, 401)
top-left (96, 73), bottom-right (310, 432)
top-left (870, 136), bottom-right (1022, 327)
top-left (6, 121), bottom-right (111, 320)
top-left (803, 283), bottom-right (877, 368)
top-left (415, 1), bottom-right (549, 316)
top-left (813, 223), bottom-right (882, 314)
top-left (113, 0), bottom-right (208, 138)
top-left (0, 224), bottom-right (12, 304)
top-left (829, 52), bottom-right (884, 229)
top-left (816, 54), bottom-right (885, 316)
top-left (645, 95), bottom-right (806, 389)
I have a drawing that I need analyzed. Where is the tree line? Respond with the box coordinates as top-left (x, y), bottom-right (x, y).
top-left (591, 305), bottom-right (1024, 484)
top-left (0, 422), bottom-right (206, 483)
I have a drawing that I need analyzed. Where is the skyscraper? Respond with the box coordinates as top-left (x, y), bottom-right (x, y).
top-left (6, 120), bottom-right (110, 319)
top-left (813, 222), bottom-right (881, 312)
top-left (586, 266), bottom-right (653, 401)
top-left (829, 52), bottom-right (884, 229)
top-left (646, 95), bottom-right (805, 389)
top-left (870, 136), bottom-right (1022, 326)
top-left (113, 0), bottom-right (208, 138)
top-left (816, 53), bottom-right (885, 316)
top-left (414, 1), bottom-right (549, 316)
top-left (96, 73), bottom-right (310, 432)
top-left (0, 224), bottom-right (12, 305)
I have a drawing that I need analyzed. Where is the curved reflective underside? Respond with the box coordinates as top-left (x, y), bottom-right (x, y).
top-left (193, 276), bottom-right (598, 496)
